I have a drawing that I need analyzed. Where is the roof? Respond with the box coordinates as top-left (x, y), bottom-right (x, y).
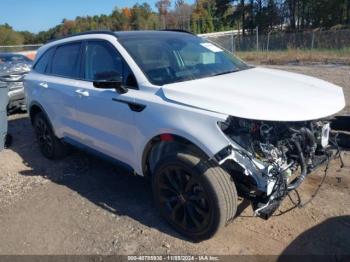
top-left (114, 30), bottom-right (195, 39)
top-left (47, 29), bottom-right (196, 44)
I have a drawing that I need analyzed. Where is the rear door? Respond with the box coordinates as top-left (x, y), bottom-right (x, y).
top-left (39, 41), bottom-right (83, 137)
top-left (25, 47), bottom-right (55, 112)
top-left (71, 40), bottom-right (140, 167)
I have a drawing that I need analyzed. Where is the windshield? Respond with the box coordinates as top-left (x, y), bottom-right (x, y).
top-left (118, 34), bottom-right (250, 86)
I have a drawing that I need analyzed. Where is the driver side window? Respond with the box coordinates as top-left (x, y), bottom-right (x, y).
top-left (84, 40), bottom-right (138, 88)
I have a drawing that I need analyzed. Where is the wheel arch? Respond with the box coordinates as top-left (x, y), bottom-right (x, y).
top-left (29, 101), bottom-right (55, 133)
top-left (29, 102), bottom-right (44, 123)
top-left (141, 133), bottom-right (213, 178)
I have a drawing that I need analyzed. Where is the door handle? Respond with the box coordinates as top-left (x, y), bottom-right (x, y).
top-left (75, 89), bottom-right (89, 97)
top-left (39, 82), bottom-right (48, 88)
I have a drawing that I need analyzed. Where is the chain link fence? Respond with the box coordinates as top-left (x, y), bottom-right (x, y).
top-left (202, 29), bottom-right (350, 52)
top-left (1, 29), bottom-right (350, 56)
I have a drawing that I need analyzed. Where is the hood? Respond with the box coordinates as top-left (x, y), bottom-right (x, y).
top-left (162, 67), bottom-right (346, 121)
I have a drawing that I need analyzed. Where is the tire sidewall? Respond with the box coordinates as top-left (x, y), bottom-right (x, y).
top-left (33, 112), bottom-right (56, 159)
top-left (152, 153), bottom-right (223, 241)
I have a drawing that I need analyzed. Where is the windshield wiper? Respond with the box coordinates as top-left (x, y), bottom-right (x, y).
top-left (211, 69), bottom-right (239, 76)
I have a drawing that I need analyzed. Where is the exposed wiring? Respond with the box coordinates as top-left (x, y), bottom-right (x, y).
top-left (272, 190), bottom-right (301, 216)
top-left (283, 154), bottom-right (331, 213)
top-left (330, 132), bottom-right (345, 168)
top-left (239, 156), bottom-right (330, 217)
top-left (298, 154), bottom-right (330, 208)
top-left (242, 130), bottom-right (346, 218)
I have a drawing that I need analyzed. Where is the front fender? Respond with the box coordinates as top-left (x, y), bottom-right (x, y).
top-left (133, 96), bottom-right (231, 175)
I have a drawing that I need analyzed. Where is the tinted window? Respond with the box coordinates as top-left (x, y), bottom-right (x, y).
top-left (123, 61), bottom-right (137, 88)
top-left (84, 41), bottom-right (122, 81)
top-left (119, 34), bottom-right (249, 86)
top-left (51, 42), bottom-right (81, 78)
top-left (34, 48), bottom-right (55, 74)
top-left (84, 41), bottom-right (137, 88)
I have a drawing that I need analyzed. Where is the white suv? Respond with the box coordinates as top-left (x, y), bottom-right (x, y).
top-left (25, 30), bottom-right (345, 241)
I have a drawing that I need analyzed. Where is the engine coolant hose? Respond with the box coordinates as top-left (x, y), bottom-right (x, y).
top-left (287, 139), bottom-right (307, 191)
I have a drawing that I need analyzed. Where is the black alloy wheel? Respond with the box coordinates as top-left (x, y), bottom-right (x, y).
top-left (35, 116), bottom-right (54, 157)
top-left (157, 164), bottom-right (212, 233)
top-left (33, 112), bottom-right (68, 159)
top-left (153, 152), bottom-right (238, 241)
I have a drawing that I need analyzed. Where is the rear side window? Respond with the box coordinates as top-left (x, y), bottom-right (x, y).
top-left (51, 42), bottom-right (81, 78)
top-left (34, 48), bottom-right (55, 74)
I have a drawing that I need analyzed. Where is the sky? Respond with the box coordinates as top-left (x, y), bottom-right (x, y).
top-left (0, 0), bottom-right (193, 33)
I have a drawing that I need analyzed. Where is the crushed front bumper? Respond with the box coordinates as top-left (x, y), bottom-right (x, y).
top-left (252, 150), bottom-right (335, 220)
top-left (217, 143), bottom-right (346, 220)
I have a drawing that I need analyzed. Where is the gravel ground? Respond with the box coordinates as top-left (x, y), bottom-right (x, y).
top-left (0, 65), bottom-right (349, 256)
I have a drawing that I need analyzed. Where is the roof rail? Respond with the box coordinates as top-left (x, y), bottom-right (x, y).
top-left (47, 30), bottom-right (117, 43)
top-left (160, 29), bottom-right (195, 35)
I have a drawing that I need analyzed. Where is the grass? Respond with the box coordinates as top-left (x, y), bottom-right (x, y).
top-left (236, 48), bottom-right (350, 65)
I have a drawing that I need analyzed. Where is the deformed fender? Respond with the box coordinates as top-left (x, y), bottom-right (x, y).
top-left (215, 145), bottom-right (269, 192)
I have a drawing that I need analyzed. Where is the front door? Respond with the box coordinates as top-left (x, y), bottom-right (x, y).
top-left (71, 40), bottom-right (139, 167)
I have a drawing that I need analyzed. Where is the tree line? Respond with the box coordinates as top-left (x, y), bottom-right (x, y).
top-left (1, 0), bottom-right (350, 45)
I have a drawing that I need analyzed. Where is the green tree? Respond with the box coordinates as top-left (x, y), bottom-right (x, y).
top-left (191, 0), bottom-right (215, 33)
top-left (214, 0), bottom-right (231, 30)
top-left (19, 31), bottom-right (38, 44)
top-left (173, 0), bottom-right (193, 30)
top-left (156, 0), bottom-right (172, 28)
top-left (0, 24), bottom-right (24, 45)
top-left (130, 3), bottom-right (153, 29)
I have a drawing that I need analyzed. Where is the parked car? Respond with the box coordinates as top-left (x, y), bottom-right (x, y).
top-left (0, 80), bottom-right (8, 151)
top-left (24, 30), bottom-right (346, 241)
top-left (0, 53), bottom-right (32, 114)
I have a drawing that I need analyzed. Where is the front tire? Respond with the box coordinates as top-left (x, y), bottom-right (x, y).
top-left (152, 152), bottom-right (238, 241)
top-left (33, 112), bottom-right (68, 159)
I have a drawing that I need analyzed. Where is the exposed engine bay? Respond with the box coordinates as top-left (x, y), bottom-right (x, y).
top-left (218, 116), bottom-right (341, 219)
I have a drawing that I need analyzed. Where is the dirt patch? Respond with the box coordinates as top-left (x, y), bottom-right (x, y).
top-left (237, 49), bottom-right (350, 66)
top-left (0, 65), bottom-right (349, 256)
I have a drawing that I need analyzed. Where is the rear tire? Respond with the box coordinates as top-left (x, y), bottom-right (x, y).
top-left (152, 152), bottom-right (237, 241)
top-left (33, 112), bottom-right (68, 159)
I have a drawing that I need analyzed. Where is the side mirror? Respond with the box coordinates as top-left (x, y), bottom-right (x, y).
top-left (93, 78), bottom-right (128, 94)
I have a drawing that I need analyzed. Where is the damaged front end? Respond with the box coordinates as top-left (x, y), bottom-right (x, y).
top-left (215, 116), bottom-right (340, 220)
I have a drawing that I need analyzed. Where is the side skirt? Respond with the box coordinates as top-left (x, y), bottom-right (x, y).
top-left (62, 137), bottom-right (137, 175)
